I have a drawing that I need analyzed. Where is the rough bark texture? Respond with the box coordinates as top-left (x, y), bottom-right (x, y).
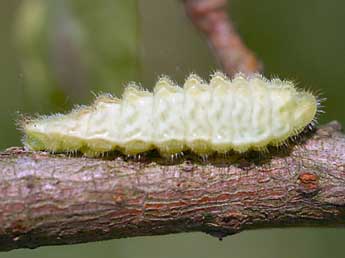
top-left (0, 121), bottom-right (345, 251)
top-left (184, 0), bottom-right (263, 76)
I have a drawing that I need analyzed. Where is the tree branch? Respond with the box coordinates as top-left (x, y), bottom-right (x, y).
top-left (183, 0), bottom-right (263, 76)
top-left (0, 121), bottom-right (345, 251)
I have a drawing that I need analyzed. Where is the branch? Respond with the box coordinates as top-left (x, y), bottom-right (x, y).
top-left (183, 0), bottom-right (263, 76)
top-left (0, 121), bottom-right (345, 251)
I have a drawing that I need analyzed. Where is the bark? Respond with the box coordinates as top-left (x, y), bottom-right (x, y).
top-left (0, 121), bottom-right (345, 251)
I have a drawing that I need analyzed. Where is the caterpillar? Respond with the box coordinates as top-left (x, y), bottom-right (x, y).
top-left (22, 72), bottom-right (318, 157)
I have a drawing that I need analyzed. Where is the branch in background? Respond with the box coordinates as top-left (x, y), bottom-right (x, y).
top-left (0, 122), bottom-right (345, 251)
top-left (184, 0), bottom-right (263, 76)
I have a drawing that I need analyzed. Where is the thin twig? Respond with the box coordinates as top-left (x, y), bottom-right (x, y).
top-left (184, 0), bottom-right (263, 76)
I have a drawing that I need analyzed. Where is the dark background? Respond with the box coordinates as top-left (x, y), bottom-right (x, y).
top-left (0, 0), bottom-right (345, 257)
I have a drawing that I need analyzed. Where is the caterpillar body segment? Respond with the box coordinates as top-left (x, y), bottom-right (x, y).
top-left (23, 73), bottom-right (318, 157)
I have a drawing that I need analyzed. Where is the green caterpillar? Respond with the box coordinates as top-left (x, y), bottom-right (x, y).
top-left (22, 72), bottom-right (318, 157)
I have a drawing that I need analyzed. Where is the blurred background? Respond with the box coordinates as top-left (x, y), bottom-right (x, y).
top-left (0, 0), bottom-right (345, 257)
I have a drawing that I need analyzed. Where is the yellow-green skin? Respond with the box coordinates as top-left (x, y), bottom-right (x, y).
top-left (23, 73), bottom-right (318, 157)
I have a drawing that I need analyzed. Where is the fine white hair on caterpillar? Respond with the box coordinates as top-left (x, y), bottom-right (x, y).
top-left (21, 72), bottom-right (319, 157)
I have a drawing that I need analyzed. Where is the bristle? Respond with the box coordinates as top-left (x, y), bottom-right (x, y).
top-left (211, 71), bottom-right (228, 81)
top-left (94, 93), bottom-right (119, 104)
top-left (210, 71), bottom-right (230, 88)
top-left (123, 83), bottom-right (152, 98)
top-left (154, 75), bottom-right (180, 93)
top-left (157, 75), bottom-right (175, 86)
top-left (184, 73), bottom-right (205, 89)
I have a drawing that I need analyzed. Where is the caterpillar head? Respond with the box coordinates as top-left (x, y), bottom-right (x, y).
top-left (293, 91), bottom-right (318, 130)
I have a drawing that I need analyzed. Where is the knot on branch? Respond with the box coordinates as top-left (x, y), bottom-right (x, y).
top-left (297, 172), bottom-right (320, 195)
